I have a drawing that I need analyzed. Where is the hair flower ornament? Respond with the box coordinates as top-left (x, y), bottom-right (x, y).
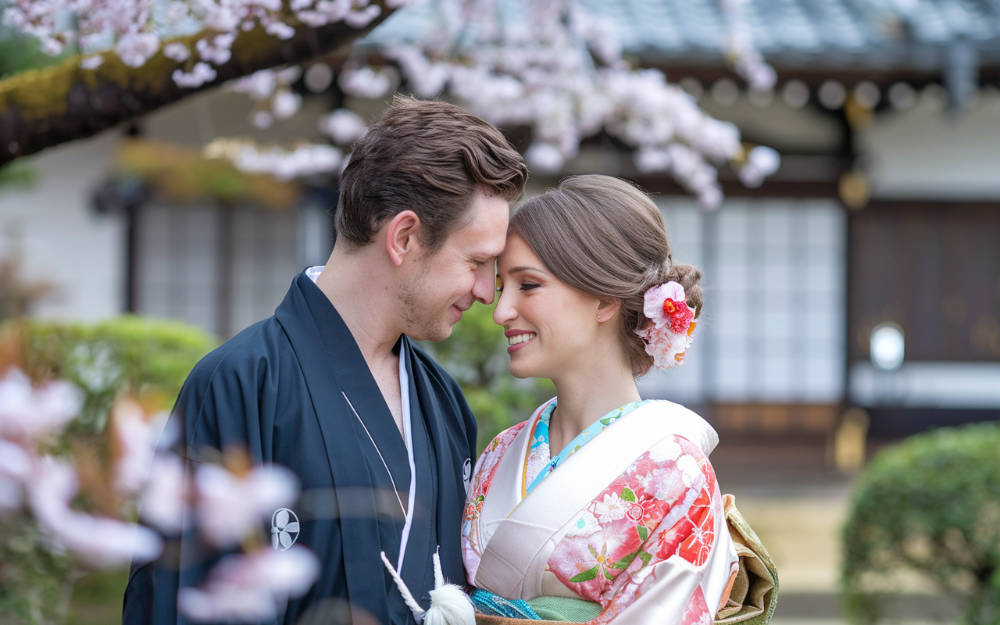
top-left (635, 281), bottom-right (697, 370)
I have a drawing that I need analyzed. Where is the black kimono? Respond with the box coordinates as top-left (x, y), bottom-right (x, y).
top-left (123, 270), bottom-right (477, 625)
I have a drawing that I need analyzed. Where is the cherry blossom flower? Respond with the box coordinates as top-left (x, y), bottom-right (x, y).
top-left (216, 141), bottom-right (343, 180)
top-left (339, 66), bottom-right (398, 99)
top-left (319, 109), bottom-right (367, 145)
top-left (173, 62), bottom-right (217, 89)
top-left (232, 69), bottom-right (279, 101)
top-left (139, 454), bottom-right (188, 533)
top-left (271, 90), bottom-right (302, 119)
top-left (112, 400), bottom-right (168, 495)
top-left (30, 457), bottom-right (161, 567)
top-left (194, 462), bottom-right (298, 547)
top-left (178, 546), bottom-right (319, 622)
top-left (525, 142), bottom-right (564, 174)
top-left (739, 145), bottom-right (781, 187)
top-left (594, 492), bottom-right (627, 524)
top-left (116, 31), bottom-right (160, 68)
top-left (162, 42), bottom-right (190, 62)
top-left (0, 368), bottom-right (82, 445)
top-left (80, 55), bottom-right (103, 70)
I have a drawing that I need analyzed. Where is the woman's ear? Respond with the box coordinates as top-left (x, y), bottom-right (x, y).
top-left (595, 297), bottom-right (622, 324)
top-left (384, 210), bottom-right (422, 266)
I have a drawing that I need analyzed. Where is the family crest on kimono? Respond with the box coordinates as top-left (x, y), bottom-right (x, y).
top-left (460, 175), bottom-right (761, 625)
top-left (123, 96), bottom-right (528, 625)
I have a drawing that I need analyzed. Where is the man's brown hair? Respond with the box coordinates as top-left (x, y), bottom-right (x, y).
top-left (336, 96), bottom-right (527, 251)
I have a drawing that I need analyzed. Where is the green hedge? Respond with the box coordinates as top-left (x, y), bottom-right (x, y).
top-left (1, 316), bottom-right (216, 625)
top-left (840, 421), bottom-right (1000, 625)
top-left (19, 316), bottom-right (216, 434)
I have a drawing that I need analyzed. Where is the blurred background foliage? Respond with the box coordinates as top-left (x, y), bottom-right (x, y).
top-left (0, 317), bottom-right (216, 625)
top-left (840, 422), bottom-right (1000, 625)
top-left (19, 317), bottom-right (218, 435)
top-left (0, 25), bottom-right (68, 79)
top-left (0, 18), bottom-right (62, 226)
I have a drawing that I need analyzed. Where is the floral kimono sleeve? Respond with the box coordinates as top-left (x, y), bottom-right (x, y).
top-left (462, 421), bottom-right (529, 583)
top-left (545, 435), bottom-right (738, 625)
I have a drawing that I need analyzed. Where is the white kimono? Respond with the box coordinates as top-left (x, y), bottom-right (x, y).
top-left (462, 399), bottom-right (738, 625)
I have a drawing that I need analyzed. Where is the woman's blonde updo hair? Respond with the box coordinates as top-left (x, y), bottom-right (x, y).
top-left (510, 175), bottom-right (702, 376)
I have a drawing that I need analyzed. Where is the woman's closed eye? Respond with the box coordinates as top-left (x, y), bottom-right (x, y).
top-left (494, 280), bottom-right (539, 293)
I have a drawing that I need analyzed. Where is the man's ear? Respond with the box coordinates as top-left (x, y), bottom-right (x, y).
top-left (384, 210), bottom-right (422, 266)
top-left (595, 297), bottom-right (622, 324)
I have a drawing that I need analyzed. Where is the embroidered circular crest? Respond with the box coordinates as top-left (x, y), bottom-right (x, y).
top-left (462, 458), bottom-right (472, 493)
top-left (271, 507), bottom-right (300, 551)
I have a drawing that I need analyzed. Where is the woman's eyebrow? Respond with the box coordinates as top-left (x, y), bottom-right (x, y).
top-left (506, 265), bottom-right (546, 275)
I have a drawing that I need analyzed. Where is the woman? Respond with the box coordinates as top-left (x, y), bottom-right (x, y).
top-left (461, 175), bottom-right (738, 624)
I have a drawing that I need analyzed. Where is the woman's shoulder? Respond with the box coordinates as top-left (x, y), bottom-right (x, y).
top-left (632, 399), bottom-right (720, 456)
top-left (483, 419), bottom-right (531, 455)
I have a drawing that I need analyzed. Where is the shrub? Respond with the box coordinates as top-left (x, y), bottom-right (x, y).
top-left (1, 316), bottom-right (216, 625)
top-left (19, 316), bottom-right (216, 434)
top-left (840, 422), bottom-right (1000, 625)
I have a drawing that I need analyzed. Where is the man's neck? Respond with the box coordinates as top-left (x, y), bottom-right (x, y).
top-left (315, 248), bottom-right (407, 435)
top-left (314, 248), bottom-right (401, 370)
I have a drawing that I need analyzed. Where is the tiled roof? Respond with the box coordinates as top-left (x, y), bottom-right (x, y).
top-left (367, 0), bottom-right (1000, 72)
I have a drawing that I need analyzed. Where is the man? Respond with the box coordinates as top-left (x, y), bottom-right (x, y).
top-left (123, 96), bottom-right (527, 625)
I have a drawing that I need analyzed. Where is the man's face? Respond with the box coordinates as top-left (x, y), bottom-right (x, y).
top-left (398, 190), bottom-right (509, 341)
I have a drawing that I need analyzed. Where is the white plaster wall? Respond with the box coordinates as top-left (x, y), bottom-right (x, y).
top-left (860, 91), bottom-right (1000, 198)
top-left (0, 132), bottom-right (124, 321)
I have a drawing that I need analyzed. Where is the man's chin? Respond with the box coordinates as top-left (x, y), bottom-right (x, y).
top-left (410, 323), bottom-right (454, 343)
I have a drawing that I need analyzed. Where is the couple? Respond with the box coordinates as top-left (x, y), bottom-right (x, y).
top-left (123, 97), bottom-right (738, 625)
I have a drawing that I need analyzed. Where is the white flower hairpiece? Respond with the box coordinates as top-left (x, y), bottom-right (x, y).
top-left (634, 281), bottom-right (697, 370)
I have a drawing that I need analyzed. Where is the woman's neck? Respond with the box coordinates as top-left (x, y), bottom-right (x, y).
top-left (549, 362), bottom-right (641, 455)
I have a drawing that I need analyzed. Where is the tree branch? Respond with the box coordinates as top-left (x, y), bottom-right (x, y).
top-left (0, 5), bottom-right (395, 166)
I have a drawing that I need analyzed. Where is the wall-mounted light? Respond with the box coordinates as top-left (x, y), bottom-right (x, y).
top-left (870, 322), bottom-right (905, 371)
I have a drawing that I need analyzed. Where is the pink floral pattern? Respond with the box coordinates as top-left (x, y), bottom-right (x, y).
top-left (461, 420), bottom-right (528, 579)
top-left (462, 405), bottom-right (736, 624)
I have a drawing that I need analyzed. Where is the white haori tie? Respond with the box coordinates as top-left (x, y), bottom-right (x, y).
top-left (380, 548), bottom-right (476, 625)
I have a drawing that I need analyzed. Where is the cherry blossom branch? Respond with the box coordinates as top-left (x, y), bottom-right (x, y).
top-left (0, 1), bottom-right (398, 167)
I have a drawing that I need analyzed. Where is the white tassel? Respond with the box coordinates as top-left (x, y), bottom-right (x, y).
top-left (379, 548), bottom-right (476, 625)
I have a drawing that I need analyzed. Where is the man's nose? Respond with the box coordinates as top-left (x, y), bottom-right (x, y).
top-left (473, 265), bottom-right (495, 305)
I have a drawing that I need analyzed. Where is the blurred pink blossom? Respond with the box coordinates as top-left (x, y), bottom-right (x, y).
top-left (178, 547), bottom-right (319, 622)
top-left (195, 463), bottom-right (297, 547)
top-left (31, 457), bottom-right (162, 567)
top-left (0, 368), bottom-right (81, 444)
top-left (139, 454), bottom-right (188, 533)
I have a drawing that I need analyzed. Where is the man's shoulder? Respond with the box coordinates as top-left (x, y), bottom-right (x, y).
top-left (184, 317), bottom-right (289, 388)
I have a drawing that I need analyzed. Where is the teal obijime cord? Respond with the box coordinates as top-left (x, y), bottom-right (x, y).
top-left (470, 589), bottom-right (542, 619)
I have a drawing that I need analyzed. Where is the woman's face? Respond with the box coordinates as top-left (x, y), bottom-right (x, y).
top-left (493, 233), bottom-right (603, 380)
